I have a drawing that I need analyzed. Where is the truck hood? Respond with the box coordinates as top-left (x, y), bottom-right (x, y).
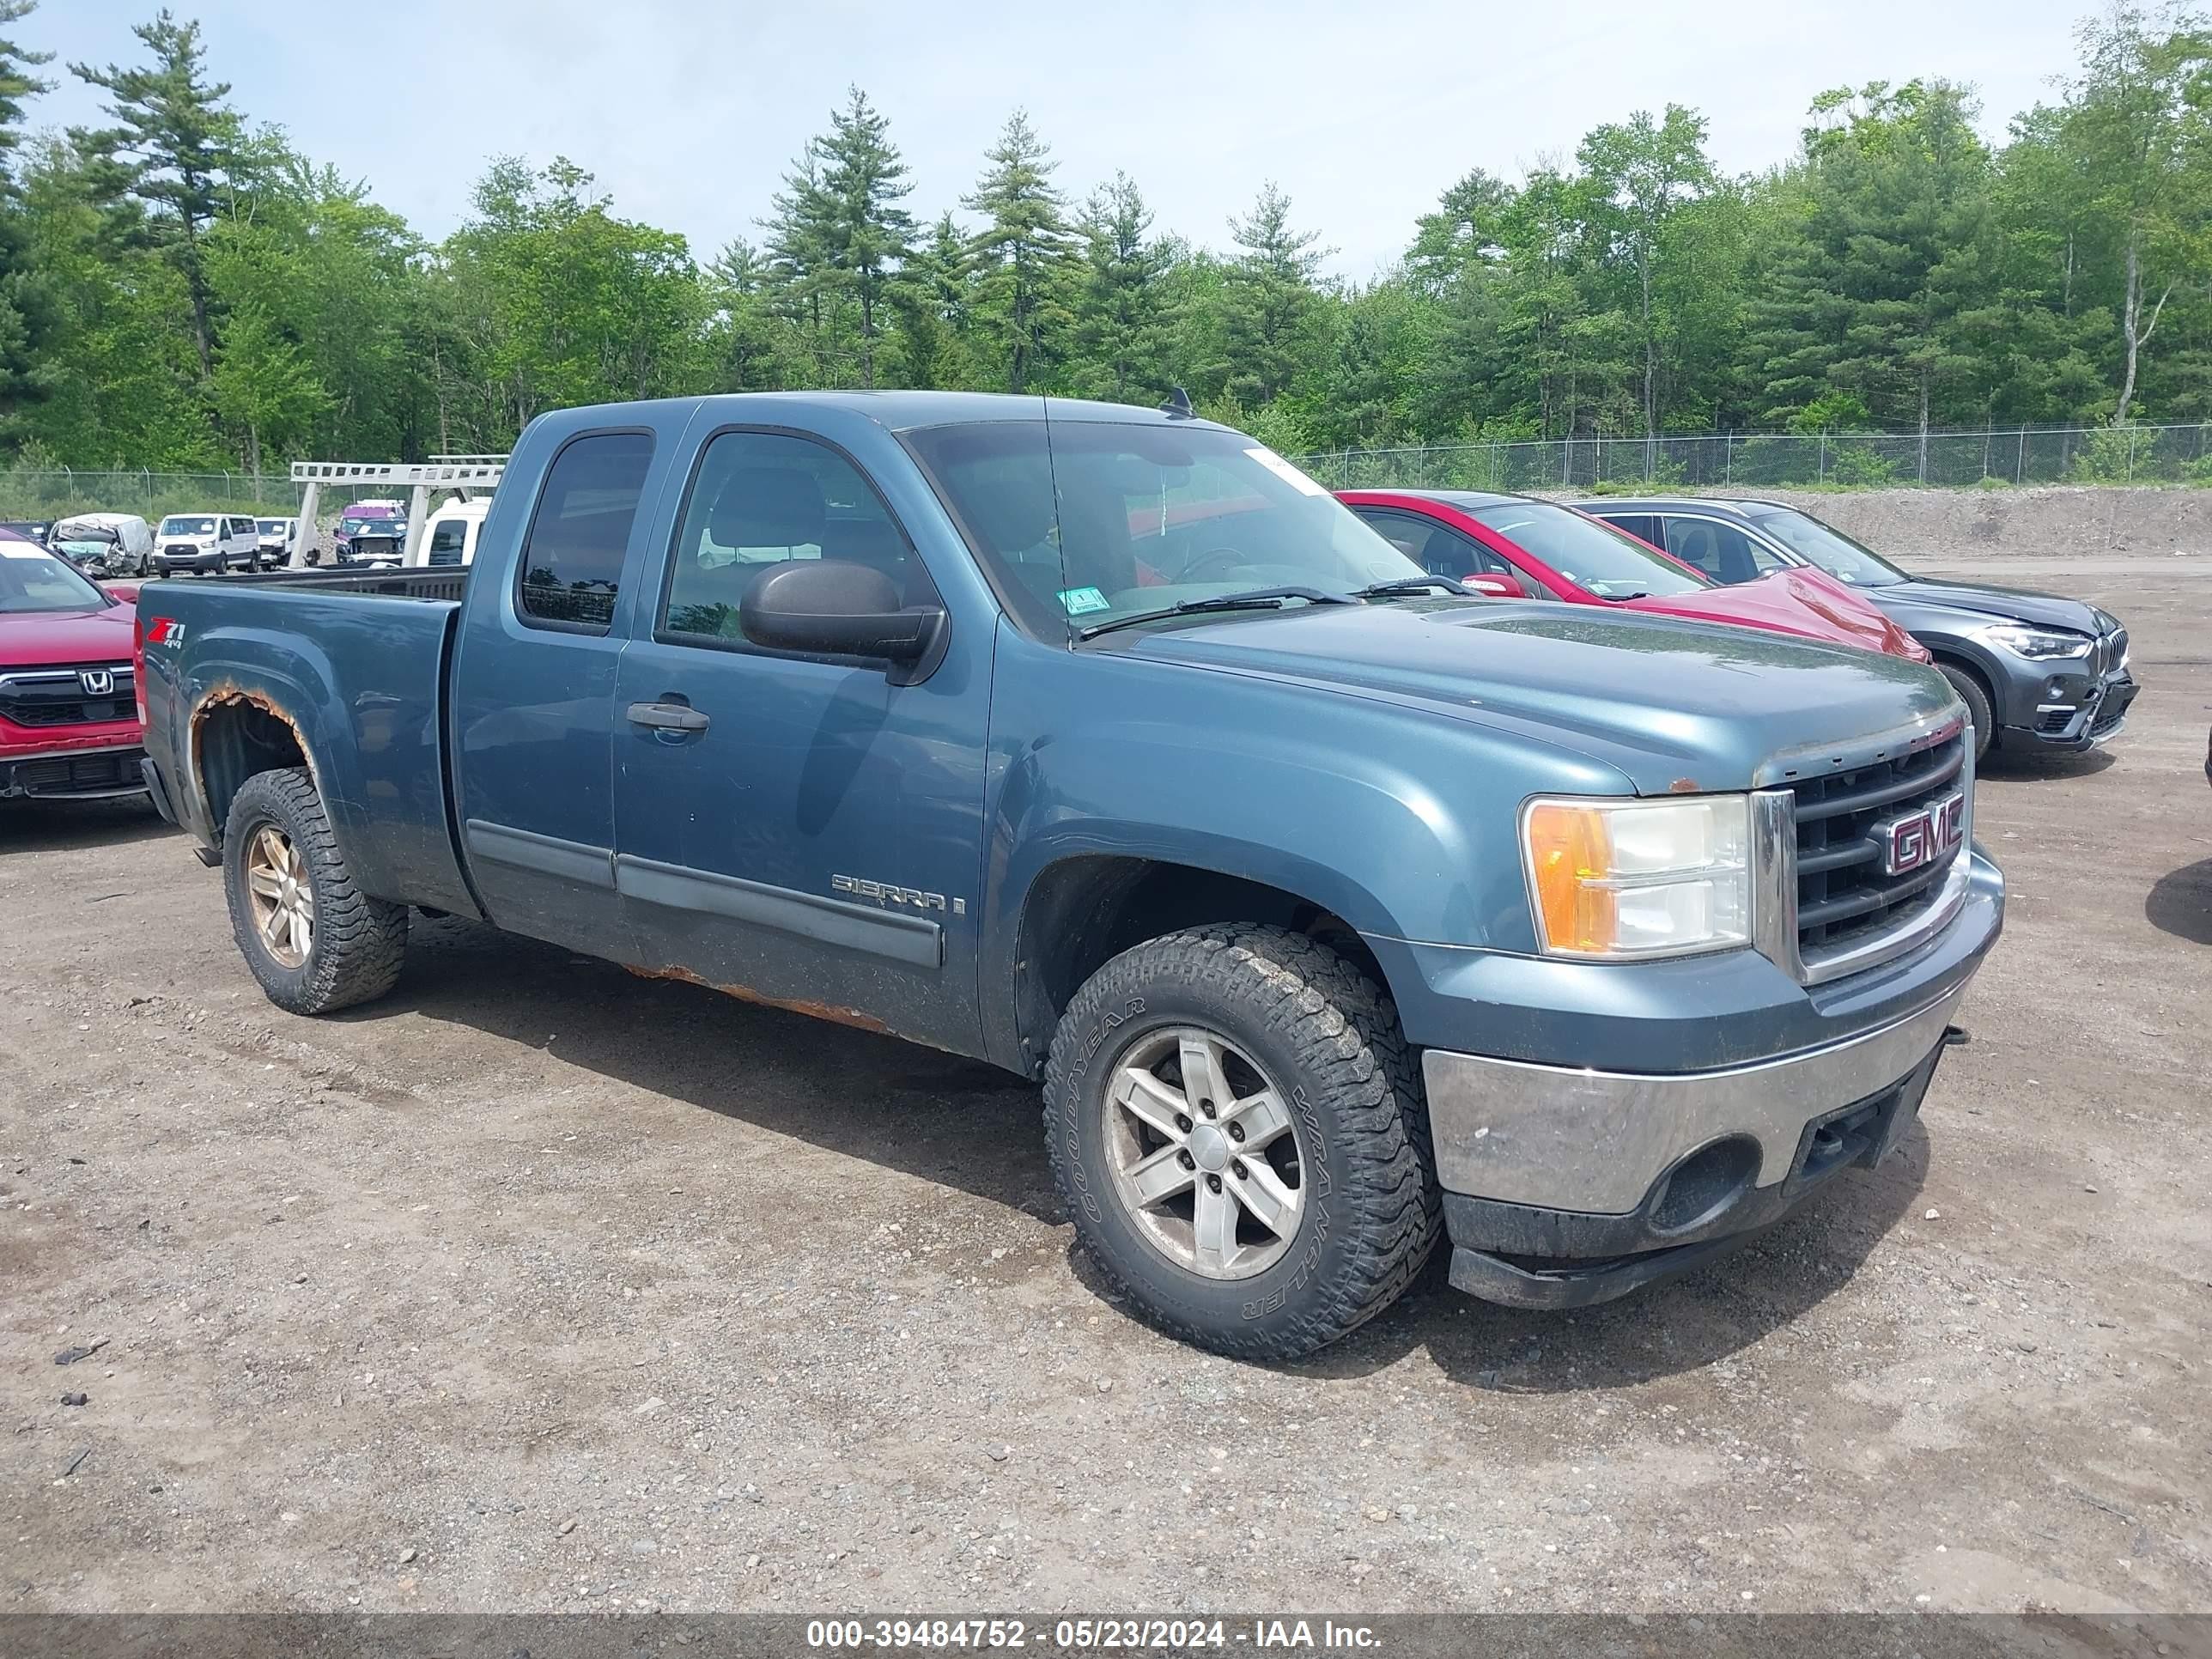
top-left (0, 600), bottom-right (137, 668)
top-left (1627, 568), bottom-right (1929, 661)
top-left (1115, 600), bottom-right (1956, 796)
top-left (1870, 577), bottom-right (2108, 636)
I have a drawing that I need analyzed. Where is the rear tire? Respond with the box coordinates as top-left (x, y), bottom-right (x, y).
top-left (1043, 924), bottom-right (1439, 1361)
top-left (1936, 662), bottom-right (1996, 759)
top-left (222, 767), bottom-right (409, 1014)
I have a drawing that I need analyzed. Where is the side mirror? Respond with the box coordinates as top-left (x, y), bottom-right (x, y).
top-left (1465, 570), bottom-right (1528, 599)
top-left (739, 559), bottom-right (947, 676)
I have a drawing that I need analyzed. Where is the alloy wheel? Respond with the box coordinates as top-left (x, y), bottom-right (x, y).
top-left (1101, 1025), bottom-right (1305, 1279)
top-left (243, 823), bottom-right (314, 969)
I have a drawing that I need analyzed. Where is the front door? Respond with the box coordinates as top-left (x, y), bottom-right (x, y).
top-left (610, 426), bottom-right (994, 1057)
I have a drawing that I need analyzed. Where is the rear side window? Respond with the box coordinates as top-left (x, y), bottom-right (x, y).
top-left (518, 432), bottom-right (654, 631)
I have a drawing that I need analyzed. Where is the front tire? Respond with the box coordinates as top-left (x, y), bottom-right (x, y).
top-left (1043, 925), bottom-right (1439, 1361)
top-left (222, 767), bottom-right (409, 1014)
top-left (1936, 663), bottom-right (1996, 759)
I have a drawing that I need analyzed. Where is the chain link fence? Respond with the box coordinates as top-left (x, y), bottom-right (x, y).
top-left (0, 469), bottom-right (303, 525)
top-left (1296, 422), bottom-right (2212, 495)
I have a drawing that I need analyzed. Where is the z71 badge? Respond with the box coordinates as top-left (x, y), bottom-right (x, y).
top-left (832, 874), bottom-right (966, 916)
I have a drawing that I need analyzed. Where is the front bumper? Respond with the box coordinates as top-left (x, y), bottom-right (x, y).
top-left (1, 743), bottom-right (148, 800)
top-left (1412, 849), bottom-right (2003, 1310)
top-left (2000, 659), bottom-right (2139, 750)
top-left (154, 549), bottom-right (226, 575)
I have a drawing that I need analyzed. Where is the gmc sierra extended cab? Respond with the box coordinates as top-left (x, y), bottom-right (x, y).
top-left (136, 392), bottom-right (2005, 1359)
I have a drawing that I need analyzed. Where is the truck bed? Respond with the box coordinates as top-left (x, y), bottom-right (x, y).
top-left (137, 575), bottom-right (479, 919)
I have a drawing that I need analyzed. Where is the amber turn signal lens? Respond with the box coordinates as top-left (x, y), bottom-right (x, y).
top-left (1524, 801), bottom-right (1616, 955)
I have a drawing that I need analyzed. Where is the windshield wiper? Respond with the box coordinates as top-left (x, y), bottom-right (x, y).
top-left (1350, 575), bottom-right (1469, 599)
top-left (1078, 586), bottom-right (1357, 641)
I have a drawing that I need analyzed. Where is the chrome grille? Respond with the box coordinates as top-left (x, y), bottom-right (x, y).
top-left (1752, 720), bottom-right (1975, 985)
top-left (0, 665), bottom-right (136, 728)
top-left (1789, 730), bottom-right (1967, 954)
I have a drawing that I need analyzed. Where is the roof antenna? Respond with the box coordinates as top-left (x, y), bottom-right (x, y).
top-left (1159, 386), bottom-right (1194, 420)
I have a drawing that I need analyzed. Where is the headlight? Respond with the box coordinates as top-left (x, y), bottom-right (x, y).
top-left (1984, 623), bottom-right (2093, 660)
top-left (1522, 795), bottom-right (1751, 959)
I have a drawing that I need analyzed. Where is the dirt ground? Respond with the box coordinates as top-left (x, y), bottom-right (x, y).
top-left (3, 550), bottom-right (2208, 1620)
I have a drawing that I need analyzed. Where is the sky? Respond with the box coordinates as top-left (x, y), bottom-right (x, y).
top-left (33, 0), bottom-right (2093, 280)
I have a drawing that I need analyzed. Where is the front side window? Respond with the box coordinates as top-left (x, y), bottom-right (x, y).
top-left (0, 544), bottom-right (108, 613)
top-left (1742, 507), bottom-right (1907, 586)
top-left (1349, 508), bottom-right (1508, 580)
top-left (1661, 518), bottom-right (1784, 586)
top-left (903, 421), bottom-right (1418, 638)
top-left (1469, 501), bottom-right (1708, 599)
top-left (661, 430), bottom-right (918, 646)
top-left (516, 431), bottom-right (653, 631)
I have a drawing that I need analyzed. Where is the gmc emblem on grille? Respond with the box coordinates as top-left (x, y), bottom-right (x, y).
top-left (1875, 790), bottom-right (1965, 877)
top-left (78, 669), bottom-right (115, 696)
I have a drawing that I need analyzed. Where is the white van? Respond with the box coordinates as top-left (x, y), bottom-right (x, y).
top-left (413, 496), bottom-right (494, 568)
top-left (154, 513), bottom-right (263, 575)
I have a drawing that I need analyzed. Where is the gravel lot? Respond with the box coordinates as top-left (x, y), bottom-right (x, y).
top-left (3, 551), bottom-right (2208, 1618)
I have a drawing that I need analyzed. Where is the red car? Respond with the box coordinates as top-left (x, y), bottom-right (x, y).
top-left (0, 530), bottom-right (147, 803)
top-left (1338, 489), bottom-right (1929, 662)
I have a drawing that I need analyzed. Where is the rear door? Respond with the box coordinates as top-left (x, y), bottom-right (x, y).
top-left (608, 424), bottom-right (993, 1056)
top-left (451, 420), bottom-right (683, 954)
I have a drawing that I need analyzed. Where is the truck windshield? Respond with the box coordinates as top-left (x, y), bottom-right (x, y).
top-left (161, 517), bottom-right (216, 537)
top-left (902, 420), bottom-right (1419, 639)
top-left (1742, 507), bottom-right (1909, 586)
top-left (1468, 501), bottom-right (1709, 599)
top-left (0, 544), bottom-right (107, 612)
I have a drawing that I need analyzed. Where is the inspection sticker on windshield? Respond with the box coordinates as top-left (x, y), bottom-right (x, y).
top-left (1057, 586), bottom-right (1110, 616)
top-left (1244, 446), bottom-right (1328, 497)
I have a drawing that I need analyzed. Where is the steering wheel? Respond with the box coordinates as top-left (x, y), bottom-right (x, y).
top-left (1180, 545), bottom-right (1248, 582)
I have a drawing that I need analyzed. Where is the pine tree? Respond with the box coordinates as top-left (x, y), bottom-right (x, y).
top-left (816, 87), bottom-right (915, 389)
top-left (1219, 182), bottom-right (1327, 407)
top-left (1072, 171), bottom-right (1174, 402)
top-left (0, 0), bottom-right (56, 430)
top-left (887, 212), bottom-right (975, 389)
top-left (70, 9), bottom-right (246, 384)
top-left (963, 109), bottom-right (1076, 392)
top-left (762, 149), bottom-right (845, 383)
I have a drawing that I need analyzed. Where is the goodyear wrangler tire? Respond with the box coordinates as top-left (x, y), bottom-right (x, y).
top-left (1043, 925), bottom-right (1440, 1360)
top-left (222, 766), bottom-right (409, 1016)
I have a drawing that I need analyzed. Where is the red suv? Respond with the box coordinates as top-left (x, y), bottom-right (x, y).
top-left (1339, 489), bottom-right (1929, 662)
top-left (0, 532), bottom-right (146, 803)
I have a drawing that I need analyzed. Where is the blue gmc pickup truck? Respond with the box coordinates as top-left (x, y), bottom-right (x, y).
top-left (136, 392), bottom-right (2004, 1359)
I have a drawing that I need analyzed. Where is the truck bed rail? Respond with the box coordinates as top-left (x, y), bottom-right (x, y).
top-left (158, 566), bottom-right (469, 603)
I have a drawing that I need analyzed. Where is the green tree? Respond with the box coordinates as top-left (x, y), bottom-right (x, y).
top-left (815, 87), bottom-right (915, 388)
top-left (0, 0), bottom-right (57, 434)
top-left (1577, 104), bottom-right (1717, 438)
top-left (2051, 3), bottom-right (2212, 421)
top-left (1741, 81), bottom-right (2000, 447)
top-left (1218, 182), bottom-right (1327, 408)
top-left (207, 299), bottom-right (327, 478)
top-left (1071, 172), bottom-right (1175, 401)
top-left (886, 211), bottom-right (976, 389)
top-left (762, 147), bottom-right (847, 382)
top-left (70, 9), bottom-right (246, 384)
top-left (963, 109), bottom-right (1077, 392)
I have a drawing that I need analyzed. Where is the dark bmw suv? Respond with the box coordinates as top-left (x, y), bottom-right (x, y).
top-left (1580, 497), bottom-right (2137, 759)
